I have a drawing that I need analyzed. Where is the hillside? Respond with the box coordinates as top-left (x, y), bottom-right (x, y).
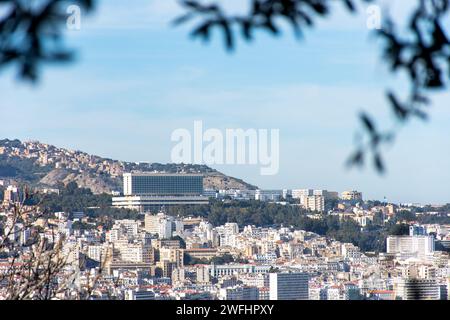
top-left (0, 139), bottom-right (257, 194)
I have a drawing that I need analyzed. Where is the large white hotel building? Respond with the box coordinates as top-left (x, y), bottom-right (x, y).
top-left (112, 173), bottom-right (209, 212)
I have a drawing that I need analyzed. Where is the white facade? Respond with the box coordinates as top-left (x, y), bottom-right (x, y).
top-left (158, 219), bottom-right (173, 239)
top-left (387, 235), bottom-right (435, 259)
top-left (145, 212), bottom-right (173, 238)
top-left (254, 190), bottom-right (283, 202)
top-left (292, 189), bottom-right (313, 200)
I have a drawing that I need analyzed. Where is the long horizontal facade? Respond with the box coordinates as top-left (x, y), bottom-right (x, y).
top-left (209, 264), bottom-right (271, 277)
top-left (112, 195), bottom-right (209, 211)
top-left (113, 173), bottom-right (208, 212)
top-left (123, 172), bottom-right (203, 196)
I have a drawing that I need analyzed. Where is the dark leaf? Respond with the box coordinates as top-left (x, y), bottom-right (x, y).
top-left (374, 153), bottom-right (385, 174)
top-left (387, 91), bottom-right (409, 120)
top-left (360, 112), bottom-right (376, 134)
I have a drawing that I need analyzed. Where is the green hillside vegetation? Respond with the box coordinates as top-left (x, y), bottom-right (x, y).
top-left (34, 182), bottom-right (139, 221)
top-left (166, 200), bottom-right (444, 253)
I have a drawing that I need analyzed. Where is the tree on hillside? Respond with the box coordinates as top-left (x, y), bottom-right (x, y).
top-left (0, 195), bottom-right (119, 299)
top-left (0, 201), bottom-right (71, 299)
top-left (387, 223), bottom-right (410, 236)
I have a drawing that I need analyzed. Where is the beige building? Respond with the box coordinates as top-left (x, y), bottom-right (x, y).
top-left (144, 212), bottom-right (165, 234)
top-left (159, 247), bottom-right (184, 268)
top-left (341, 191), bottom-right (363, 201)
top-left (303, 195), bottom-right (325, 212)
top-left (196, 266), bottom-right (211, 284)
top-left (113, 241), bottom-right (153, 263)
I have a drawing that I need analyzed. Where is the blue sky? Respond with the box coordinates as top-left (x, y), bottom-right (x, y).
top-left (1, 0), bottom-right (450, 204)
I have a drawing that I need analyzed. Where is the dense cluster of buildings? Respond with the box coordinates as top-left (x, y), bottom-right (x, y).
top-left (0, 173), bottom-right (449, 300)
top-left (203, 188), bottom-right (362, 213)
top-left (1, 207), bottom-right (449, 300)
top-left (112, 172), bottom-right (364, 214)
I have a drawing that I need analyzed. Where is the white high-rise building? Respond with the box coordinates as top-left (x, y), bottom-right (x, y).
top-left (158, 219), bottom-right (173, 239)
top-left (87, 244), bottom-right (110, 262)
top-left (292, 189), bottom-right (313, 200)
top-left (144, 213), bottom-right (163, 234)
top-left (224, 222), bottom-right (239, 235)
top-left (113, 173), bottom-right (208, 211)
top-left (114, 242), bottom-right (153, 263)
top-left (254, 190), bottom-right (283, 202)
top-left (269, 273), bottom-right (309, 300)
top-left (145, 212), bottom-right (173, 238)
top-left (115, 219), bottom-right (139, 238)
top-left (386, 235), bottom-right (435, 259)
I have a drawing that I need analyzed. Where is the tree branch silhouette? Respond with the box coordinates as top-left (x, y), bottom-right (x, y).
top-left (1, 0), bottom-right (449, 173)
top-left (0, 191), bottom-right (73, 299)
top-left (0, 0), bottom-right (94, 81)
top-left (175, 0), bottom-right (450, 173)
